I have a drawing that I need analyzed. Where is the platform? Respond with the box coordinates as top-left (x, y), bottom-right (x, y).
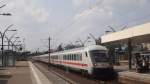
top-left (0, 61), bottom-right (52, 84)
top-left (118, 71), bottom-right (150, 84)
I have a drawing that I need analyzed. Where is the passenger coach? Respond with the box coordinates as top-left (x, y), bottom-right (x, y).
top-left (33, 45), bottom-right (114, 79)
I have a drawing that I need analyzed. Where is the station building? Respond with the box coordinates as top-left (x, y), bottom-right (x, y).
top-left (0, 50), bottom-right (17, 67)
top-left (101, 22), bottom-right (150, 69)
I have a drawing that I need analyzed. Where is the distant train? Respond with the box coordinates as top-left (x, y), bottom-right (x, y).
top-left (33, 45), bottom-right (115, 79)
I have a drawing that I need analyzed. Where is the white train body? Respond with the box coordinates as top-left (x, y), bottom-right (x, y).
top-left (33, 45), bottom-right (113, 76)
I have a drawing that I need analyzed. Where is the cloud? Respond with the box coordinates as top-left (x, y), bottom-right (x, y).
top-left (5, 0), bottom-right (50, 23)
top-left (24, 4), bottom-right (50, 23)
top-left (72, 0), bottom-right (89, 7)
top-left (0, 0), bottom-right (150, 51)
top-left (60, 0), bottom-right (150, 45)
top-left (0, 0), bottom-right (52, 51)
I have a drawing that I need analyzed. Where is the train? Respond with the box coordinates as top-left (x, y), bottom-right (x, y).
top-left (33, 45), bottom-right (116, 80)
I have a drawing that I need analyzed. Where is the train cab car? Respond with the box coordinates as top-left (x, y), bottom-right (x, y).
top-left (83, 45), bottom-right (114, 78)
top-left (33, 45), bottom-right (116, 80)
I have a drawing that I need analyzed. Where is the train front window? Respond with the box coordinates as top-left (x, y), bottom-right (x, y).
top-left (90, 50), bottom-right (108, 62)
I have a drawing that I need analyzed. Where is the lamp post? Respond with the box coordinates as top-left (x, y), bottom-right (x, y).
top-left (89, 33), bottom-right (101, 45)
top-left (11, 37), bottom-right (21, 66)
top-left (0, 13), bottom-right (11, 16)
top-left (12, 37), bottom-right (20, 51)
top-left (107, 26), bottom-right (116, 32)
top-left (0, 24), bottom-right (14, 67)
top-left (4, 33), bottom-right (17, 66)
top-left (0, 4), bottom-right (12, 16)
top-left (75, 39), bottom-right (84, 47)
top-left (6, 33), bottom-right (18, 50)
top-left (75, 37), bottom-right (91, 47)
top-left (0, 4), bottom-right (6, 9)
top-left (13, 40), bottom-right (21, 51)
top-left (48, 37), bottom-right (51, 67)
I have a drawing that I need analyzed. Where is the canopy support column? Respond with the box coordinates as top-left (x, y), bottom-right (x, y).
top-left (128, 39), bottom-right (132, 70)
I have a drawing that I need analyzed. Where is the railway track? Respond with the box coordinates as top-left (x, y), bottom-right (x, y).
top-left (33, 61), bottom-right (75, 84)
top-left (32, 60), bottom-right (121, 84)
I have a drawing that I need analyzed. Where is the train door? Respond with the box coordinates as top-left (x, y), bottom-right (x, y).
top-left (85, 51), bottom-right (88, 66)
top-left (84, 51), bottom-right (94, 75)
top-left (81, 51), bottom-right (89, 75)
top-left (81, 52), bottom-right (88, 68)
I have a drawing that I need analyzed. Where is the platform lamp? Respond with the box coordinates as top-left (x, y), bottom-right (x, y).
top-left (0, 24), bottom-right (16, 67)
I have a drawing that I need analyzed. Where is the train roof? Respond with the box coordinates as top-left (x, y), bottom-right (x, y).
top-left (35, 54), bottom-right (48, 57)
top-left (33, 45), bottom-right (107, 57)
top-left (85, 45), bottom-right (107, 51)
top-left (51, 45), bottom-right (107, 55)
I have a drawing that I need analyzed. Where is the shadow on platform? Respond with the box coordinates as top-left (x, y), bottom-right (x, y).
top-left (0, 79), bottom-right (8, 84)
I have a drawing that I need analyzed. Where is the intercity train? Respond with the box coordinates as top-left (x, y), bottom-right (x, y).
top-left (33, 45), bottom-right (115, 79)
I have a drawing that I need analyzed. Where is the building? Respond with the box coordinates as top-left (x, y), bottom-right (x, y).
top-left (101, 22), bottom-right (150, 69)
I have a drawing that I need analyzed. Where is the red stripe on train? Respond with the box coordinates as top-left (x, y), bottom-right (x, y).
top-left (52, 60), bottom-right (88, 67)
top-left (63, 61), bottom-right (88, 67)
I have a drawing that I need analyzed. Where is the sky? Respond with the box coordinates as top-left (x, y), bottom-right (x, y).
top-left (0, 0), bottom-right (150, 52)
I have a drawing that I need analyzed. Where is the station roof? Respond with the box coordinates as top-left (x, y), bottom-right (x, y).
top-left (101, 22), bottom-right (150, 44)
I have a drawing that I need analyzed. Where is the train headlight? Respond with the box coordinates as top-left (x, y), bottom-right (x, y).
top-left (94, 63), bottom-right (97, 66)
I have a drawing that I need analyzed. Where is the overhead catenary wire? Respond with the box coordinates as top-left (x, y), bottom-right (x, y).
top-left (54, 0), bottom-right (104, 43)
top-left (52, 0), bottom-right (150, 48)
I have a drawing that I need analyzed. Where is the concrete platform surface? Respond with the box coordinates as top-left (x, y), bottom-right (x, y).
top-left (0, 61), bottom-right (52, 84)
top-left (114, 65), bottom-right (150, 84)
top-left (29, 61), bottom-right (52, 84)
top-left (0, 61), bottom-right (33, 84)
top-left (118, 71), bottom-right (150, 84)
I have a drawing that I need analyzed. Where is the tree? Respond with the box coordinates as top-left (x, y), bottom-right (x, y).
top-left (64, 44), bottom-right (76, 50)
top-left (57, 44), bottom-right (63, 51)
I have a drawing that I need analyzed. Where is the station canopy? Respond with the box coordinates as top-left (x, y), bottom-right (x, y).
top-left (101, 22), bottom-right (150, 44)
